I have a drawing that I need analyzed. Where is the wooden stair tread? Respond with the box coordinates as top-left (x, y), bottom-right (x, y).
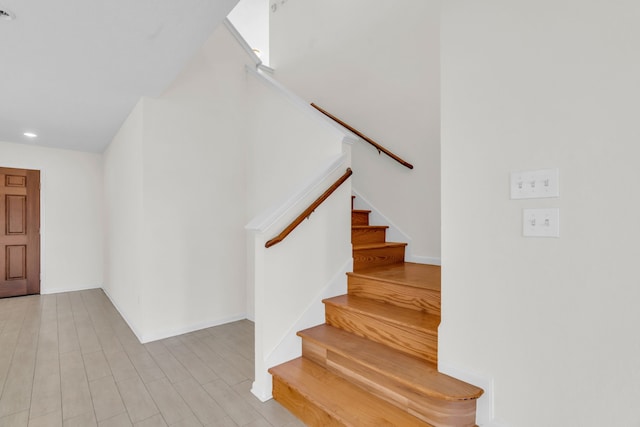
top-left (323, 295), bottom-right (440, 332)
top-left (348, 262), bottom-right (441, 292)
top-left (351, 225), bottom-right (389, 230)
top-left (352, 209), bottom-right (371, 214)
top-left (353, 241), bottom-right (408, 250)
top-left (298, 324), bottom-right (483, 401)
top-left (270, 357), bottom-right (432, 427)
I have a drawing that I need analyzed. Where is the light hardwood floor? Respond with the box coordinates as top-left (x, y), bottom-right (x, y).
top-left (0, 289), bottom-right (303, 427)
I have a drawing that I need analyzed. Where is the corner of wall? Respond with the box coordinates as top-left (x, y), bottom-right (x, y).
top-left (102, 287), bottom-right (146, 343)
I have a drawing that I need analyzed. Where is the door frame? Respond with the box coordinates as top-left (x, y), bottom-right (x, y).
top-left (0, 166), bottom-right (41, 296)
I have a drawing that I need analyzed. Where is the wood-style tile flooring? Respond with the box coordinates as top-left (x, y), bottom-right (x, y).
top-left (0, 289), bottom-right (303, 427)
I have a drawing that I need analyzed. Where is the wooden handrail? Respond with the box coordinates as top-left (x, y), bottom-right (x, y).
top-left (265, 168), bottom-right (353, 248)
top-left (311, 103), bottom-right (414, 170)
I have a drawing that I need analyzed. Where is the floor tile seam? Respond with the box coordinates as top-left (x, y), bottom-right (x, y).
top-left (87, 375), bottom-right (128, 423)
top-left (56, 294), bottom-right (82, 358)
top-left (136, 411), bottom-right (171, 427)
top-left (80, 291), bottom-right (119, 343)
top-left (27, 308), bottom-right (63, 423)
top-left (100, 409), bottom-right (134, 426)
top-left (5, 302), bottom-right (41, 418)
top-left (70, 345), bottom-right (102, 422)
top-left (60, 371), bottom-right (94, 422)
top-left (0, 330), bottom-right (22, 400)
top-left (112, 344), bottom-right (177, 424)
top-left (178, 340), bottom-right (240, 383)
top-left (173, 386), bottom-right (226, 427)
top-left (201, 337), bottom-right (248, 368)
top-left (114, 370), bottom-right (163, 421)
top-left (200, 378), bottom-right (261, 425)
top-left (71, 295), bottom-right (102, 353)
top-left (166, 337), bottom-right (219, 382)
top-left (145, 377), bottom-right (198, 427)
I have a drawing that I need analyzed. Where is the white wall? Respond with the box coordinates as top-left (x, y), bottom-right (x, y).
top-left (0, 140), bottom-right (104, 293)
top-left (140, 25), bottom-right (250, 341)
top-left (244, 68), bottom-right (353, 399)
top-left (103, 101), bottom-right (145, 332)
top-left (245, 73), bottom-right (349, 219)
top-left (103, 24), bottom-right (253, 342)
top-left (441, 1), bottom-right (640, 426)
top-left (269, 0), bottom-right (441, 262)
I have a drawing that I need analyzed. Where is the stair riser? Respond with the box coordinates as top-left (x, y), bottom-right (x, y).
top-left (324, 305), bottom-right (438, 364)
top-left (353, 246), bottom-right (405, 271)
top-left (351, 211), bottom-right (370, 226)
top-left (272, 376), bottom-right (345, 427)
top-left (348, 276), bottom-right (440, 316)
top-left (271, 358), bottom-right (431, 426)
top-left (302, 340), bottom-right (476, 427)
top-left (351, 228), bottom-right (387, 245)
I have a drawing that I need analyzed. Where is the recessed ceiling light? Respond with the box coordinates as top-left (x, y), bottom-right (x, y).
top-left (23, 132), bottom-right (38, 138)
top-left (0, 8), bottom-right (15, 21)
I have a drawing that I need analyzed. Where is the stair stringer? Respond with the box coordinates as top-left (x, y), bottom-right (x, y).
top-left (352, 189), bottom-right (441, 266)
top-left (251, 258), bottom-right (352, 401)
top-left (243, 56), bottom-right (356, 403)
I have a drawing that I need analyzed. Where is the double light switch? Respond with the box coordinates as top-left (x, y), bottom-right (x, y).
top-left (511, 169), bottom-right (560, 237)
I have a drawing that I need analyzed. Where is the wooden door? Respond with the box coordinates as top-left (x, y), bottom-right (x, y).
top-left (0, 167), bottom-right (40, 298)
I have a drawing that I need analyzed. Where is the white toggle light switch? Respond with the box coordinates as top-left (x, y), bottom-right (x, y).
top-left (523, 208), bottom-right (560, 237)
top-left (511, 169), bottom-right (559, 199)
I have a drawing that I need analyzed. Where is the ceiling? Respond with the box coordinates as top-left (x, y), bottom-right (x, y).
top-left (0, 0), bottom-right (239, 152)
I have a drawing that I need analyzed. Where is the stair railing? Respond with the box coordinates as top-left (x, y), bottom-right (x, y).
top-left (265, 168), bottom-right (353, 248)
top-left (311, 103), bottom-right (414, 170)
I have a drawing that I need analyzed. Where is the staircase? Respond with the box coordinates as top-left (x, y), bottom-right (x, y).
top-left (269, 197), bottom-right (483, 426)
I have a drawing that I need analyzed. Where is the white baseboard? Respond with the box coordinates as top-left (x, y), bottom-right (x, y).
top-left (40, 283), bottom-right (102, 295)
top-left (140, 313), bottom-right (248, 344)
top-left (251, 382), bottom-right (272, 403)
top-left (102, 287), bottom-right (147, 343)
top-left (102, 287), bottom-right (247, 344)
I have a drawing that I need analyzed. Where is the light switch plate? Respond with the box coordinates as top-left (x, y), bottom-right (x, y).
top-left (511, 169), bottom-right (559, 199)
top-left (523, 208), bottom-right (560, 237)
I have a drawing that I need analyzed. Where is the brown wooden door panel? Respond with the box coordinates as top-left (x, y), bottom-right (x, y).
top-left (6, 195), bottom-right (27, 235)
top-left (7, 245), bottom-right (27, 279)
top-left (0, 167), bottom-right (40, 298)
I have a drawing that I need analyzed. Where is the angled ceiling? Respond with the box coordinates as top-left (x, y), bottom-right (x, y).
top-left (0, 0), bottom-right (239, 152)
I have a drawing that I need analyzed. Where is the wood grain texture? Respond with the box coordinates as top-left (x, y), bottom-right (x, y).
top-left (351, 210), bottom-right (370, 226)
top-left (265, 168), bottom-right (352, 248)
top-left (351, 262), bottom-right (441, 290)
top-left (299, 325), bottom-right (482, 400)
top-left (0, 167), bottom-right (40, 297)
top-left (323, 295), bottom-right (438, 363)
top-left (352, 242), bottom-right (406, 271)
top-left (351, 225), bottom-right (388, 245)
top-left (327, 352), bottom-right (478, 427)
top-left (268, 198), bottom-right (482, 425)
top-left (270, 358), bottom-right (432, 427)
top-left (348, 263), bottom-right (441, 315)
top-left (311, 103), bottom-right (414, 170)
